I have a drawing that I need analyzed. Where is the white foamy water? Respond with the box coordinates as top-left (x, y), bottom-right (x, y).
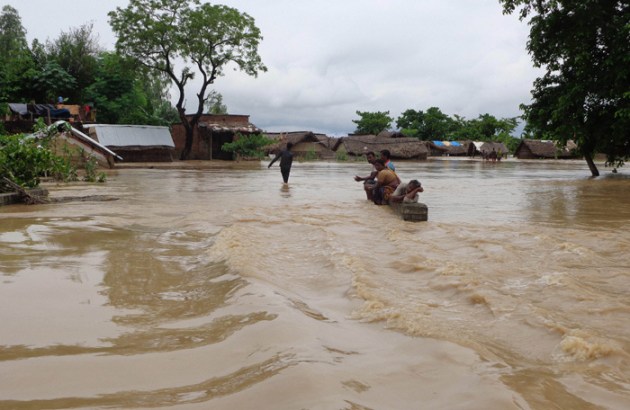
top-left (1, 158), bottom-right (629, 409)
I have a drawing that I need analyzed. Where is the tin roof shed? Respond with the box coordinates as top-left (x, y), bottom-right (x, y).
top-left (88, 124), bottom-right (175, 147)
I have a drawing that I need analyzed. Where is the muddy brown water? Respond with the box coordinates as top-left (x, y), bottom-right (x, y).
top-left (1, 158), bottom-right (629, 409)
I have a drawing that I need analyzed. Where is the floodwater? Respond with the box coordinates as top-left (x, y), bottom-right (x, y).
top-left (1, 158), bottom-right (629, 410)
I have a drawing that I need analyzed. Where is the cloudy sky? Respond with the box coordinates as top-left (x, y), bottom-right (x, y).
top-left (4, 0), bottom-right (540, 135)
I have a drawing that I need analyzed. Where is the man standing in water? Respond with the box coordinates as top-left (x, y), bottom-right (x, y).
top-left (268, 142), bottom-right (294, 184)
top-left (354, 151), bottom-right (378, 200)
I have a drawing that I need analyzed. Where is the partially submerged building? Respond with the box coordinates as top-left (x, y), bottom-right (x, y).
top-left (33, 121), bottom-right (122, 168)
top-left (265, 131), bottom-right (336, 159)
top-left (336, 132), bottom-right (428, 160)
top-left (87, 124), bottom-right (175, 162)
top-left (513, 139), bottom-right (579, 159)
top-left (468, 141), bottom-right (510, 158)
top-left (425, 141), bottom-right (471, 157)
top-left (171, 114), bottom-right (261, 160)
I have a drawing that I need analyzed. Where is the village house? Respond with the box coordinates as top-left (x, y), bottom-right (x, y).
top-left (264, 131), bottom-right (336, 159)
top-left (513, 139), bottom-right (579, 159)
top-left (468, 141), bottom-right (510, 158)
top-left (335, 131), bottom-right (429, 160)
top-left (38, 121), bottom-right (121, 168)
top-left (170, 114), bottom-right (261, 160)
top-left (425, 140), bottom-right (471, 157)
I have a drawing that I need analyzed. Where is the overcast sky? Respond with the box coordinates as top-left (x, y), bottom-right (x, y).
top-left (4, 0), bottom-right (540, 135)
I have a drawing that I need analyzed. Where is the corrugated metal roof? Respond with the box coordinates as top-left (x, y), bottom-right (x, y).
top-left (89, 124), bottom-right (174, 147)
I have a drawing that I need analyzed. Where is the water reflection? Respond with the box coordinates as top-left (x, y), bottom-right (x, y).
top-left (280, 183), bottom-right (291, 198)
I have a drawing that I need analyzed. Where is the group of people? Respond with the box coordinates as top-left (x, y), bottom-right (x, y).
top-left (354, 149), bottom-right (423, 205)
top-left (267, 144), bottom-right (424, 205)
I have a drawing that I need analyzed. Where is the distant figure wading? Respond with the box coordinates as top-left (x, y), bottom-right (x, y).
top-left (268, 142), bottom-right (294, 183)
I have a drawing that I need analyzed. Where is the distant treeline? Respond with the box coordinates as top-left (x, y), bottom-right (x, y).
top-left (352, 108), bottom-right (521, 152)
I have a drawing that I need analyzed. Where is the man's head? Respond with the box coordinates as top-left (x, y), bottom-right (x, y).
top-left (406, 179), bottom-right (421, 193)
top-left (374, 158), bottom-right (386, 171)
top-left (286, 142), bottom-right (293, 150)
top-left (366, 151), bottom-right (376, 163)
top-left (380, 149), bottom-right (391, 161)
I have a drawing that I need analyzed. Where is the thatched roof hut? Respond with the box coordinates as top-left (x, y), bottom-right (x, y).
top-left (513, 139), bottom-right (579, 159)
top-left (336, 134), bottom-right (428, 160)
top-left (447, 141), bottom-right (471, 156)
top-left (468, 141), bottom-right (510, 157)
top-left (264, 131), bottom-right (336, 159)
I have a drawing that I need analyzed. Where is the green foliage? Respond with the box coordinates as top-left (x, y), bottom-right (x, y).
top-left (395, 107), bottom-right (519, 147)
top-left (500, 0), bottom-right (630, 175)
top-left (0, 5), bottom-right (37, 102)
top-left (352, 110), bottom-right (393, 135)
top-left (396, 107), bottom-right (457, 140)
top-left (31, 62), bottom-right (77, 103)
top-left (335, 150), bottom-right (348, 161)
top-left (109, 0), bottom-right (267, 159)
top-left (0, 5), bottom-right (27, 56)
top-left (221, 133), bottom-right (274, 159)
top-left (84, 52), bottom-right (178, 125)
top-left (45, 22), bottom-right (101, 102)
top-left (0, 133), bottom-right (77, 189)
top-left (303, 148), bottom-right (317, 161)
top-left (205, 90), bottom-right (228, 114)
top-left (82, 156), bottom-right (106, 183)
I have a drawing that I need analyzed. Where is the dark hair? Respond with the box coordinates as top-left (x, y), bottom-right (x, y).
top-left (366, 151), bottom-right (376, 157)
top-left (380, 149), bottom-right (391, 159)
top-left (408, 179), bottom-right (421, 188)
top-left (374, 159), bottom-right (386, 166)
top-left (286, 142), bottom-right (293, 150)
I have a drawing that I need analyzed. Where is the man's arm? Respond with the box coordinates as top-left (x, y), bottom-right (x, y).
top-left (268, 153), bottom-right (280, 168)
top-left (354, 170), bottom-right (377, 181)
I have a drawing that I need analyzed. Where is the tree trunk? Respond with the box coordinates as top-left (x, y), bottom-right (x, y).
top-left (178, 107), bottom-right (193, 160)
top-left (180, 125), bottom-right (193, 160)
top-left (584, 152), bottom-right (599, 177)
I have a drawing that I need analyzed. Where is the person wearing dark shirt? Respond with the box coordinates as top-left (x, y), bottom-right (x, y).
top-left (268, 142), bottom-right (294, 183)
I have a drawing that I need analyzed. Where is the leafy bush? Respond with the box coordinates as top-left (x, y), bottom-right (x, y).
top-left (221, 133), bottom-right (274, 159)
top-left (0, 133), bottom-right (77, 190)
top-left (83, 155), bottom-right (107, 183)
top-left (303, 147), bottom-right (318, 161)
top-left (335, 150), bottom-right (348, 161)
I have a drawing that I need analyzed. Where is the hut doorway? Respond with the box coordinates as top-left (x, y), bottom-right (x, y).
top-left (211, 131), bottom-right (235, 160)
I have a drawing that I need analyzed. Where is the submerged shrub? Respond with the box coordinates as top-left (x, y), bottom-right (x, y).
top-left (221, 133), bottom-right (274, 159)
top-left (0, 133), bottom-right (77, 190)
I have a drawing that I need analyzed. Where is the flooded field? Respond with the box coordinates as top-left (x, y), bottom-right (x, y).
top-left (1, 158), bottom-right (629, 409)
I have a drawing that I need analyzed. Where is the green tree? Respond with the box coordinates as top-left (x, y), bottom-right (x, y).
top-left (396, 109), bottom-right (424, 138)
top-left (45, 22), bottom-right (102, 103)
top-left (500, 0), bottom-right (630, 176)
top-left (109, 0), bottom-right (267, 160)
top-left (31, 62), bottom-right (77, 103)
top-left (0, 5), bottom-right (27, 57)
top-left (85, 52), bottom-right (178, 125)
top-left (353, 110), bottom-right (393, 134)
top-left (137, 70), bottom-right (180, 125)
top-left (0, 5), bottom-right (36, 103)
top-left (396, 107), bottom-right (456, 141)
top-left (420, 107), bottom-right (457, 140)
top-left (205, 90), bottom-right (228, 114)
